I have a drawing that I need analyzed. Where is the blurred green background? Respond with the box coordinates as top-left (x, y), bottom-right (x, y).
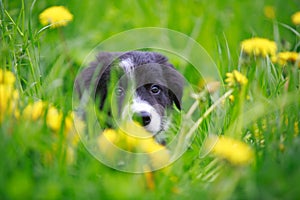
top-left (1, 0), bottom-right (300, 199)
top-left (5, 0), bottom-right (300, 62)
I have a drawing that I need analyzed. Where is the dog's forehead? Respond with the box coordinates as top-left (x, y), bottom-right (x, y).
top-left (134, 64), bottom-right (166, 86)
top-left (117, 54), bottom-right (166, 86)
top-left (118, 62), bottom-right (167, 88)
top-left (118, 51), bottom-right (166, 72)
top-left (119, 58), bottom-right (134, 73)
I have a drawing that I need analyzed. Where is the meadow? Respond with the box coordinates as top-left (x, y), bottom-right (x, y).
top-left (1, 0), bottom-right (300, 199)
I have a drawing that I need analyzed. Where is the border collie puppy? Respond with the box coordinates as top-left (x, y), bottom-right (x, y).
top-left (75, 51), bottom-right (184, 144)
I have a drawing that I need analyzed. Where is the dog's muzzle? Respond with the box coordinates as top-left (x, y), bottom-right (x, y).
top-left (132, 111), bottom-right (151, 126)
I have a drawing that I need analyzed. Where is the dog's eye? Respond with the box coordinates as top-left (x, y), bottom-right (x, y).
top-left (115, 87), bottom-right (124, 97)
top-left (150, 85), bottom-right (161, 95)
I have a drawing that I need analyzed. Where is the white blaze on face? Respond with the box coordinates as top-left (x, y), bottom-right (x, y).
top-left (119, 58), bottom-right (134, 74)
top-left (119, 58), bottom-right (163, 134)
top-left (122, 97), bottom-right (162, 134)
top-left (132, 97), bottom-right (162, 133)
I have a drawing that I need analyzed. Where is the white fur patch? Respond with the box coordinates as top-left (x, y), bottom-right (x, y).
top-left (119, 58), bottom-right (134, 73)
top-left (122, 96), bottom-right (162, 134)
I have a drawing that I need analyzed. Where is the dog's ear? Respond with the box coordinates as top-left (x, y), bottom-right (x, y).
top-left (168, 76), bottom-right (183, 110)
top-left (152, 53), bottom-right (184, 110)
top-left (163, 66), bottom-right (184, 110)
top-left (151, 52), bottom-right (184, 110)
top-left (169, 90), bottom-right (182, 110)
top-left (75, 52), bottom-right (121, 109)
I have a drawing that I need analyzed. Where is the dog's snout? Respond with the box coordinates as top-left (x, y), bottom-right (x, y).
top-left (132, 111), bottom-right (151, 126)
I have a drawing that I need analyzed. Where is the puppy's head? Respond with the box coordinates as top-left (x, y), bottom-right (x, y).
top-left (75, 51), bottom-right (184, 137)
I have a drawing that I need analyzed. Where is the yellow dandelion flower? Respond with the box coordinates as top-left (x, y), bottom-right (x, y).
top-left (241, 37), bottom-right (277, 57)
top-left (98, 122), bottom-right (165, 152)
top-left (0, 85), bottom-right (19, 122)
top-left (116, 122), bottom-right (152, 151)
top-left (0, 69), bottom-right (16, 86)
top-left (264, 6), bottom-right (275, 19)
top-left (46, 106), bottom-right (63, 131)
top-left (102, 129), bottom-right (118, 144)
top-left (205, 135), bottom-right (254, 166)
top-left (229, 95), bottom-right (234, 102)
top-left (120, 121), bottom-right (151, 138)
top-left (118, 121), bottom-right (170, 166)
top-left (23, 101), bottom-right (46, 121)
top-left (97, 122), bottom-right (170, 169)
top-left (39, 6), bottom-right (73, 28)
top-left (97, 129), bottom-right (119, 157)
top-left (225, 70), bottom-right (248, 87)
top-left (272, 51), bottom-right (300, 67)
top-left (291, 11), bottom-right (300, 25)
top-left (141, 139), bottom-right (165, 153)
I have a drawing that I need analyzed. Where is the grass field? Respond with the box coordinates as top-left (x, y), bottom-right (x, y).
top-left (1, 0), bottom-right (300, 199)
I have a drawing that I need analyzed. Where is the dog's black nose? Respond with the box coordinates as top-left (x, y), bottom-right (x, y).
top-left (132, 111), bottom-right (151, 126)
